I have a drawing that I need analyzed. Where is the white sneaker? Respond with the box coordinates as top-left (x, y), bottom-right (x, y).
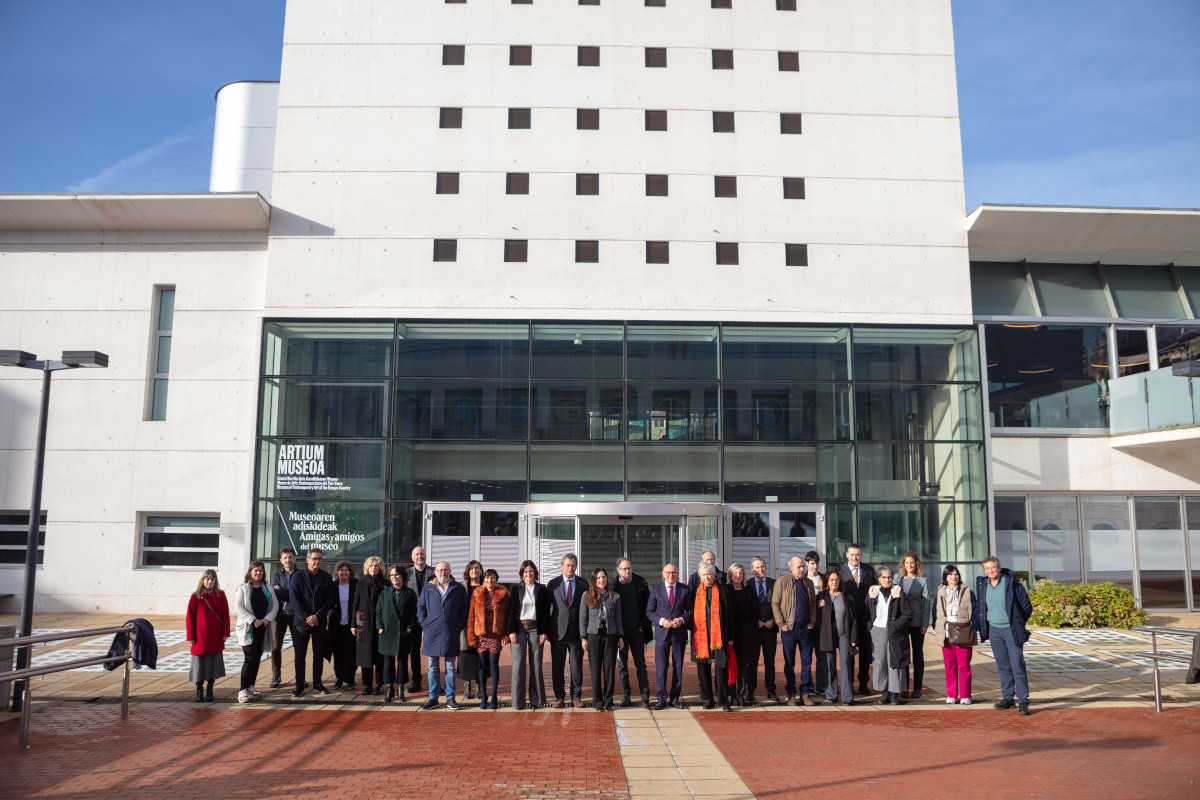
top-left (960, 698), bottom-right (972, 705)
top-left (946, 697), bottom-right (957, 705)
top-left (247, 686), bottom-right (261, 697)
top-left (238, 689), bottom-right (252, 704)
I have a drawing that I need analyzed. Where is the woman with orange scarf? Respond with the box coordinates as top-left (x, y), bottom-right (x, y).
top-left (688, 562), bottom-right (735, 711)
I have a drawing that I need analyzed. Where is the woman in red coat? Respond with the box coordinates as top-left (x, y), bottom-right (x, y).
top-left (186, 568), bottom-right (231, 702)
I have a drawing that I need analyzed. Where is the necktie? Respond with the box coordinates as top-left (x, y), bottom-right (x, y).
top-left (566, 580), bottom-right (572, 605)
top-left (668, 584), bottom-right (675, 608)
top-left (854, 567), bottom-right (860, 585)
top-left (758, 580), bottom-right (766, 602)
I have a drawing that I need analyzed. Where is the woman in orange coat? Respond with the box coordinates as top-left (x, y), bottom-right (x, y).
top-left (186, 568), bottom-right (231, 702)
top-left (467, 569), bottom-right (510, 709)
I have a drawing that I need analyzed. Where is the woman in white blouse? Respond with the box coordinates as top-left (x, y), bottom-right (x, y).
top-left (507, 560), bottom-right (551, 710)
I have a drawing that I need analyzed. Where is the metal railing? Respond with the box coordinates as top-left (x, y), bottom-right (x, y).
top-left (0, 623), bottom-right (136, 749)
top-left (1131, 625), bottom-right (1198, 712)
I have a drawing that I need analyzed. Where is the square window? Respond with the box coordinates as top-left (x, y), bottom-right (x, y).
top-left (506, 172), bottom-right (530, 194)
top-left (711, 0), bottom-right (731, 7)
top-left (578, 46), bottom-right (600, 67)
top-left (504, 240), bottom-right (528, 262)
top-left (646, 174), bottom-right (668, 196)
top-left (576, 240), bottom-right (599, 263)
top-left (436, 172), bottom-right (460, 194)
top-left (713, 111), bottom-right (735, 133)
top-left (778, 51), bottom-right (799, 72)
top-left (645, 109), bottom-right (668, 131)
top-left (510, 45), bottom-right (532, 66)
top-left (443, 45), bottom-right (465, 65)
top-left (777, 0), bottom-right (796, 9)
top-left (509, 108), bottom-right (531, 129)
top-left (577, 108), bottom-right (600, 130)
top-left (716, 242), bottom-right (739, 265)
top-left (646, 241), bottom-right (669, 264)
top-left (785, 243), bottom-right (808, 267)
top-left (783, 177), bottom-right (806, 199)
top-left (646, 0), bottom-right (665, 6)
top-left (580, 0), bottom-right (599, 5)
top-left (446, 0), bottom-right (465, 3)
top-left (645, 47), bottom-right (667, 68)
top-left (433, 240), bottom-right (458, 262)
top-left (512, 0), bottom-right (532, 4)
top-left (576, 173), bottom-right (599, 195)
top-left (712, 49), bottom-right (734, 70)
top-left (714, 176), bottom-right (737, 198)
top-left (780, 113), bottom-right (803, 134)
top-left (439, 107), bottom-right (463, 128)
top-left (139, 514), bottom-right (219, 568)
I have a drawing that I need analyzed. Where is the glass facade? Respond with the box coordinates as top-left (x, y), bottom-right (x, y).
top-left (253, 320), bottom-right (987, 568)
top-left (984, 324), bottom-right (1110, 428)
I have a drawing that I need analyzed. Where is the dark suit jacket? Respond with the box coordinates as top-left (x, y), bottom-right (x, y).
top-left (289, 568), bottom-right (334, 626)
top-left (837, 562), bottom-right (877, 612)
top-left (749, 576), bottom-right (776, 625)
top-left (508, 581), bottom-right (552, 637)
top-left (546, 574), bottom-right (587, 643)
top-left (645, 581), bottom-right (691, 646)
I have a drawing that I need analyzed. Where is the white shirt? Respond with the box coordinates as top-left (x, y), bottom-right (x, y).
top-left (520, 583), bottom-right (537, 620)
top-left (807, 574), bottom-right (822, 592)
top-left (874, 589), bottom-right (891, 628)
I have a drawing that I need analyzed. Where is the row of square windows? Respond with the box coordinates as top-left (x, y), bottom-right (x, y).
top-left (442, 44), bottom-right (803, 71)
top-left (431, 239), bottom-right (809, 266)
top-left (436, 172), bottom-right (806, 198)
top-left (445, 0), bottom-right (806, 9)
top-left (438, 107), bottom-right (803, 133)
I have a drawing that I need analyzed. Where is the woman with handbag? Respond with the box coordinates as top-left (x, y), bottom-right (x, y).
top-left (375, 564), bottom-right (416, 702)
top-left (186, 568), bottom-right (230, 702)
top-left (934, 564), bottom-right (977, 704)
top-left (458, 560), bottom-right (485, 699)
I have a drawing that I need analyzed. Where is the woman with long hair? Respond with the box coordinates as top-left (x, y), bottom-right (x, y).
top-left (233, 561), bottom-right (279, 703)
top-left (467, 568), bottom-right (510, 709)
top-left (508, 559), bottom-right (550, 710)
top-left (186, 568), bottom-right (230, 702)
top-left (580, 566), bottom-right (623, 711)
top-left (896, 551), bottom-right (929, 699)
top-left (329, 560), bottom-right (359, 690)
top-left (459, 560), bottom-right (485, 699)
top-left (726, 563), bottom-right (758, 706)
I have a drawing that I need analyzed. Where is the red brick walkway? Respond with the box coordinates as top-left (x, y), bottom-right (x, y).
top-left (0, 706), bottom-right (629, 800)
top-left (696, 708), bottom-right (1200, 799)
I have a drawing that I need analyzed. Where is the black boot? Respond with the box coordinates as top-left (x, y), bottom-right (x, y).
top-left (384, 685), bottom-right (395, 703)
top-left (205, 681), bottom-right (215, 702)
top-left (195, 682), bottom-right (204, 702)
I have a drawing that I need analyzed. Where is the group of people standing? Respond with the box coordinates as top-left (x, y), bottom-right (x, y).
top-left (184, 544), bottom-right (1035, 715)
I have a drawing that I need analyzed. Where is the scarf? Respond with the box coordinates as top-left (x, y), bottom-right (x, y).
top-left (692, 583), bottom-right (723, 659)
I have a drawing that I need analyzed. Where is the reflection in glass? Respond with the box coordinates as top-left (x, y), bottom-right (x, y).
top-left (724, 443), bottom-right (853, 502)
top-left (1030, 496), bottom-right (1082, 582)
top-left (395, 320), bottom-right (529, 379)
top-left (531, 381), bottom-right (622, 440)
top-left (824, 505), bottom-right (857, 565)
top-left (627, 444), bottom-right (719, 500)
top-left (855, 383), bottom-right (983, 441)
top-left (852, 328), bottom-right (979, 382)
top-left (627, 322), bottom-right (719, 380)
top-left (480, 510), bottom-right (521, 581)
top-left (969, 262), bottom-right (1037, 316)
top-left (723, 383), bottom-right (851, 441)
top-left (779, 511), bottom-right (819, 577)
top-left (994, 497), bottom-right (1030, 582)
top-left (389, 503), bottom-right (423, 564)
top-left (1188, 497), bottom-right (1200, 608)
top-left (531, 323), bottom-right (624, 379)
top-left (856, 442), bottom-right (984, 502)
top-left (263, 321), bottom-right (394, 376)
top-left (1115, 329), bottom-right (1150, 377)
top-left (721, 325), bottom-right (849, 381)
top-left (1082, 496), bottom-right (1133, 593)
top-left (529, 444), bottom-right (624, 500)
top-left (1155, 326), bottom-right (1200, 370)
top-left (1179, 267), bottom-right (1200, 316)
top-left (394, 379), bottom-right (528, 439)
top-left (857, 503), bottom-right (986, 567)
top-left (1105, 265), bottom-right (1187, 320)
top-left (984, 325), bottom-right (1110, 428)
top-left (1135, 496), bottom-right (1187, 608)
top-left (253, 500), bottom-right (388, 564)
top-left (393, 442), bottom-right (527, 501)
top-left (257, 440), bottom-right (388, 500)
top-left (1028, 263), bottom-right (1111, 317)
top-left (264, 379), bottom-right (390, 438)
top-left (627, 382), bottom-right (719, 440)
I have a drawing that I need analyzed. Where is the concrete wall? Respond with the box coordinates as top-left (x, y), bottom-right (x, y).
top-left (991, 435), bottom-right (1200, 494)
top-left (0, 229), bottom-right (267, 612)
top-left (266, 0), bottom-right (971, 322)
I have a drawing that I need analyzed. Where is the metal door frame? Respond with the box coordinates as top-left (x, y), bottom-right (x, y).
top-left (721, 503), bottom-right (826, 579)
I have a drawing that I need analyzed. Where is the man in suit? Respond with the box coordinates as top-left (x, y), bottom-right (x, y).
top-left (837, 542), bottom-right (877, 696)
top-left (415, 560), bottom-right (469, 710)
top-left (645, 563), bottom-right (690, 710)
top-left (686, 550), bottom-right (726, 596)
top-left (289, 548), bottom-right (334, 698)
top-left (546, 552), bottom-right (586, 708)
top-left (748, 557), bottom-right (780, 704)
top-left (405, 546), bottom-right (435, 694)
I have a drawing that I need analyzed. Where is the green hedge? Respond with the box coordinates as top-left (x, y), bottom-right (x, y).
top-left (1027, 580), bottom-right (1148, 629)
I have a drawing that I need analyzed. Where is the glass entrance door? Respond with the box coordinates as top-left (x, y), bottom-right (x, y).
top-left (723, 505), bottom-right (824, 579)
top-left (424, 503), bottom-right (525, 582)
top-left (578, 517), bottom-right (679, 579)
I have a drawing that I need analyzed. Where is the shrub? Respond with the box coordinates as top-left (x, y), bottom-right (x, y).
top-left (1028, 580), bottom-right (1148, 629)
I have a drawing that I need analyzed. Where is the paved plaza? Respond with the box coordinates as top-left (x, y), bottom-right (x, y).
top-left (1, 612), bottom-right (1198, 799)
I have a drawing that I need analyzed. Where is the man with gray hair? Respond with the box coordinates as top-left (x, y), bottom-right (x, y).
top-left (687, 550), bottom-right (726, 597)
top-left (614, 557), bottom-right (652, 708)
top-left (972, 556), bottom-right (1033, 715)
top-left (547, 552), bottom-right (586, 708)
top-left (747, 557), bottom-right (779, 704)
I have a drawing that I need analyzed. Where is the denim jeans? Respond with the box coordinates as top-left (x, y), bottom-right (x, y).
top-left (989, 625), bottom-right (1029, 703)
top-left (780, 627), bottom-right (814, 695)
top-left (427, 656), bottom-right (458, 701)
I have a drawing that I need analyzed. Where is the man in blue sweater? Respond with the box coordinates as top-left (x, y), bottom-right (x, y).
top-left (973, 556), bottom-right (1034, 716)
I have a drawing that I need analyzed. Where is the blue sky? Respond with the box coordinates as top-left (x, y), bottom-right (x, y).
top-left (1, 0), bottom-right (1197, 211)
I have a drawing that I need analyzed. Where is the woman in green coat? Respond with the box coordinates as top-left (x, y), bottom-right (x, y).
top-left (375, 564), bottom-right (417, 703)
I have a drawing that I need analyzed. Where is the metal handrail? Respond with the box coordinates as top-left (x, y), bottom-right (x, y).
top-left (0, 622), bottom-right (137, 749)
top-left (1132, 625), bottom-right (1199, 713)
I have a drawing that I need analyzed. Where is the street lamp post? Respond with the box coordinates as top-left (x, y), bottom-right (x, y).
top-left (0, 349), bottom-right (109, 712)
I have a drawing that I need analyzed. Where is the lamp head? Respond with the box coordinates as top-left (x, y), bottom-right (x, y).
top-left (0, 350), bottom-right (36, 368)
top-left (60, 351), bottom-right (109, 368)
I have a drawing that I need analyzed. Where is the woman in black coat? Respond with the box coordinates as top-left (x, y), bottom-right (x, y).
top-left (726, 563), bottom-right (759, 707)
top-left (353, 555), bottom-right (388, 694)
top-left (375, 564), bottom-right (417, 703)
top-left (329, 561), bottom-right (359, 690)
top-left (865, 567), bottom-right (913, 705)
top-left (816, 571), bottom-right (857, 704)
top-left (688, 564), bottom-right (736, 711)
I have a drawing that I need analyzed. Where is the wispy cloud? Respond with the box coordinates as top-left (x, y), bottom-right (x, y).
top-left (67, 117), bottom-right (213, 193)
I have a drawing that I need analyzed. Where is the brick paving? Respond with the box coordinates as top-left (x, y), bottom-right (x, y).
top-left (696, 709), bottom-right (1200, 799)
top-left (0, 705), bottom-right (629, 800)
